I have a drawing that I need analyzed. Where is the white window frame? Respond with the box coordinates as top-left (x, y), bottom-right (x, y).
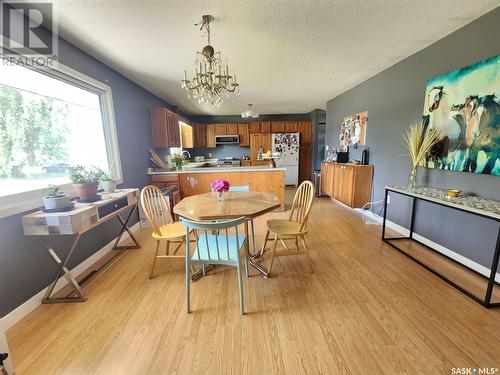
top-left (0, 44), bottom-right (123, 218)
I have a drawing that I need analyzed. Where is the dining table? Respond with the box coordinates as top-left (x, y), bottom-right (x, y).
top-left (173, 191), bottom-right (282, 277)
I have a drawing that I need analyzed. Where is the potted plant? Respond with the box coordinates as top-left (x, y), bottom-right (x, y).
top-left (69, 165), bottom-right (101, 201)
top-left (402, 120), bottom-right (441, 189)
top-left (210, 178), bottom-right (230, 202)
top-left (96, 167), bottom-right (117, 193)
top-left (171, 153), bottom-right (184, 171)
top-left (42, 185), bottom-right (71, 210)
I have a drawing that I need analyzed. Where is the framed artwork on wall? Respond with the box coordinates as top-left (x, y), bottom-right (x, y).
top-left (423, 54), bottom-right (500, 176)
top-left (339, 111), bottom-right (367, 150)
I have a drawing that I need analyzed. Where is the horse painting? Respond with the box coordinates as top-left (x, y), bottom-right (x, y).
top-left (423, 55), bottom-right (500, 176)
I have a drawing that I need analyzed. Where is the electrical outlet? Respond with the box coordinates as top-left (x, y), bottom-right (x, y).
top-left (387, 195), bottom-right (391, 204)
top-left (208, 152), bottom-right (212, 157)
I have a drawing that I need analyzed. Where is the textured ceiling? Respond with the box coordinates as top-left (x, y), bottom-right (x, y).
top-left (47, 0), bottom-right (498, 116)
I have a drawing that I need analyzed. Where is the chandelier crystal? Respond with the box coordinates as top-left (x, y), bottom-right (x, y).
top-left (181, 15), bottom-right (239, 106)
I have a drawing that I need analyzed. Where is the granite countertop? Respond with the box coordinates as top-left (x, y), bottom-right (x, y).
top-left (148, 166), bottom-right (286, 175)
top-left (387, 185), bottom-right (500, 220)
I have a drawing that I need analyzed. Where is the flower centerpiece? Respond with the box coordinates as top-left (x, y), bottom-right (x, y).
top-left (402, 120), bottom-right (441, 189)
top-left (210, 178), bottom-right (230, 202)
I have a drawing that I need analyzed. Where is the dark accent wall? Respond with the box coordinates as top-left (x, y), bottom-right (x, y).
top-left (0, 32), bottom-right (173, 317)
top-left (325, 8), bottom-right (500, 270)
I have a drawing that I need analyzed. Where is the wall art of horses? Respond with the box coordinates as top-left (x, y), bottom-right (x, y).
top-left (423, 55), bottom-right (499, 176)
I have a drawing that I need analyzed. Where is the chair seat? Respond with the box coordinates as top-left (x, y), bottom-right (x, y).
top-left (192, 233), bottom-right (246, 261)
top-left (152, 221), bottom-right (187, 240)
top-left (266, 219), bottom-right (305, 235)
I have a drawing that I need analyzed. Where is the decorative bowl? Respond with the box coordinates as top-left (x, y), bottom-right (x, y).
top-left (446, 189), bottom-right (461, 198)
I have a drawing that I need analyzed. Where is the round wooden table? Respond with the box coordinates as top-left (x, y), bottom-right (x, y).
top-left (174, 191), bottom-right (281, 276)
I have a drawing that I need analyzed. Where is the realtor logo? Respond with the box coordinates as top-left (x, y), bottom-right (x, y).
top-left (1, 1), bottom-right (58, 66)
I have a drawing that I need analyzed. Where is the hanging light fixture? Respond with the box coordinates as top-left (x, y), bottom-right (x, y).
top-left (241, 104), bottom-right (259, 119)
top-left (181, 15), bottom-right (239, 106)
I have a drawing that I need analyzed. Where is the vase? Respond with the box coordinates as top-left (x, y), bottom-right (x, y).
top-left (100, 180), bottom-right (117, 193)
top-left (408, 168), bottom-right (418, 189)
top-left (216, 191), bottom-right (225, 202)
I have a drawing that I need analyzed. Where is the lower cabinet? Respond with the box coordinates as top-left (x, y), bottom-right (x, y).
top-left (321, 162), bottom-right (373, 208)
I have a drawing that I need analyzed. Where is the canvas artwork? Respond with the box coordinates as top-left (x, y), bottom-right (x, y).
top-left (339, 111), bottom-right (367, 150)
top-left (423, 55), bottom-right (500, 176)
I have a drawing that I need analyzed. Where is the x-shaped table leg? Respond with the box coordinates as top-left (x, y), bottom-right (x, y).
top-left (113, 205), bottom-right (141, 250)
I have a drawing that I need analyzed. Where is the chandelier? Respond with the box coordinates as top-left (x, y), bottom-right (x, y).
top-left (181, 15), bottom-right (239, 106)
top-left (241, 104), bottom-right (259, 119)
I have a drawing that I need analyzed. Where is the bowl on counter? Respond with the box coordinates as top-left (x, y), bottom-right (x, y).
top-left (446, 189), bottom-right (461, 198)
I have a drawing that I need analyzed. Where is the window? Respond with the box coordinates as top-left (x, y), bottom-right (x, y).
top-left (0, 61), bottom-right (122, 217)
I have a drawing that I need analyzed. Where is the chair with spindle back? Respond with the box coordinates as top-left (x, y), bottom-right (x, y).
top-left (259, 180), bottom-right (315, 275)
top-left (140, 185), bottom-right (192, 278)
top-left (180, 216), bottom-right (249, 315)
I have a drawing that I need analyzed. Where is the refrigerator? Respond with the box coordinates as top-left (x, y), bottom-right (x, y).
top-left (272, 132), bottom-right (300, 186)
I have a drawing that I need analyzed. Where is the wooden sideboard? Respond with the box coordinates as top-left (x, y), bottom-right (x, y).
top-left (321, 162), bottom-right (373, 208)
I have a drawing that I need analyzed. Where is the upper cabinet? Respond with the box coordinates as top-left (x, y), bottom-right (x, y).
top-left (150, 107), bottom-right (180, 148)
top-left (180, 123), bottom-right (194, 148)
top-left (285, 121), bottom-right (298, 133)
top-left (215, 124), bottom-right (227, 135)
top-left (249, 121), bottom-right (260, 134)
top-left (193, 124), bottom-right (207, 148)
top-left (237, 123), bottom-right (250, 147)
top-left (260, 121), bottom-right (271, 133)
top-left (271, 121), bottom-right (285, 133)
top-left (215, 123), bottom-right (238, 135)
top-left (249, 121), bottom-right (271, 133)
top-left (206, 124), bottom-right (216, 148)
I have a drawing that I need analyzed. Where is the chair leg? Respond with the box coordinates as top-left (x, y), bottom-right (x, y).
top-left (237, 262), bottom-right (245, 315)
top-left (259, 229), bottom-right (271, 257)
top-left (295, 236), bottom-right (300, 252)
top-left (186, 259), bottom-right (191, 313)
top-left (165, 240), bottom-right (170, 255)
top-left (149, 240), bottom-right (161, 279)
top-left (268, 235), bottom-right (279, 275)
top-left (301, 235), bottom-right (313, 273)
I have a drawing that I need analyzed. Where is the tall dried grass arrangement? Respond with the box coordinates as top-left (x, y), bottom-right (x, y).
top-left (403, 121), bottom-right (441, 170)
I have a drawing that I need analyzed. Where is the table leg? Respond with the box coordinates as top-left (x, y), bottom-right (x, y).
top-left (38, 234), bottom-right (87, 303)
top-left (113, 205), bottom-right (141, 250)
top-left (245, 219), bottom-right (271, 277)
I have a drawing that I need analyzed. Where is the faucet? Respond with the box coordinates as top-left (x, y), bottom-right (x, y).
top-left (182, 150), bottom-right (191, 160)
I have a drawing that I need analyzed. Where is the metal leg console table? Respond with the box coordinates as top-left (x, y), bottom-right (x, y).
top-left (382, 185), bottom-right (500, 308)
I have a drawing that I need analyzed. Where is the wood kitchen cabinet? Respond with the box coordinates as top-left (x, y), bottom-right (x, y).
top-left (238, 123), bottom-right (250, 147)
top-left (285, 121), bottom-right (298, 133)
top-left (249, 121), bottom-right (260, 134)
top-left (193, 124), bottom-right (207, 148)
top-left (271, 121), bottom-right (285, 133)
top-left (226, 123), bottom-right (238, 134)
top-left (260, 121), bottom-right (271, 133)
top-left (206, 124), bottom-right (216, 148)
top-left (150, 173), bottom-right (181, 195)
top-left (215, 124), bottom-right (226, 135)
top-left (321, 162), bottom-right (373, 208)
top-left (150, 107), bottom-right (180, 148)
top-left (180, 123), bottom-right (194, 148)
top-left (298, 120), bottom-right (312, 183)
top-left (250, 133), bottom-right (272, 160)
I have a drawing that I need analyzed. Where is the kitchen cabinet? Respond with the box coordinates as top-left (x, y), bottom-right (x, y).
top-left (238, 123), bottom-right (250, 147)
top-left (215, 124), bottom-right (226, 135)
top-left (250, 133), bottom-right (272, 160)
top-left (320, 162), bottom-right (335, 196)
top-left (226, 123), bottom-right (238, 134)
top-left (193, 124), bottom-right (207, 148)
top-left (206, 124), bottom-right (216, 148)
top-left (285, 121), bottom-right (298, 133)
top-left (321, 163), bottom-right (373, 208)
top-left (260, 121), bottom-right (271, 133)
top-left (150, 107), bottom-right (180, 148)
top-left (180, 123), bottom-right (194, 148)
top-left (271, 121), bottom-right (285, 133)
top-left (249, 121), bottom-right (260, 134)
top-left (298, 120), bottom-right (312, 183)
top-left (150, 173), bottom-right (181, 196)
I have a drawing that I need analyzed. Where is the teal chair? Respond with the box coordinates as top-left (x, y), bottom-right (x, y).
top-left (181, 216), bottom-right (249, 315)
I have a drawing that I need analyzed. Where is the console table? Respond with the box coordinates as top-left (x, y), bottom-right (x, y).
top-left (382, 185), bottom-right (500, 308)
top-left (22, 188), bottom-right (141, 303)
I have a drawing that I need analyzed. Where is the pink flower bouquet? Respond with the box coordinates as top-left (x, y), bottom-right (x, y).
top-left (210, 178), bottom-right (230, 192)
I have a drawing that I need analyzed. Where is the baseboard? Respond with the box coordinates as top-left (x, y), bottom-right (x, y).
top-left (2, 222), bottom-right (141, 332)
top-left (356, 208), bottom-right (500, 283)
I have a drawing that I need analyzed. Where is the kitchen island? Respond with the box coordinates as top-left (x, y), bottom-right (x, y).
top-left (149, 166), bottom-right (285, 210)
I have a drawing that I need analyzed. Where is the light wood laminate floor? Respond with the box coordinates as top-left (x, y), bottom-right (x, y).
top-left (7, 190), bottom-right (500, 374)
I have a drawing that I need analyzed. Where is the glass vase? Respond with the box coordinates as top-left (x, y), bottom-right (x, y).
top-left (216, 191), bottom-right (224, 202)
top-left (408, 167), bottom-right (418, 189)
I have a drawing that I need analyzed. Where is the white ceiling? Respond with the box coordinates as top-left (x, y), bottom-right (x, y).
top-left (47, 0), bottom-right (498, 116)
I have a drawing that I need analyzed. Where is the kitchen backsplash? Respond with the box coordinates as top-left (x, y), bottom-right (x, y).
top-left (155, 145), bottom-right (251, 162)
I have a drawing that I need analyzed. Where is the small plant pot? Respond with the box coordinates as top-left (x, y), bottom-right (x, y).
top-left (73, 181), bottom-right (99, 201)
top-left (42, 194), bottom-right (71, 210)
top-left (100, 180), bottom-right (117, 193)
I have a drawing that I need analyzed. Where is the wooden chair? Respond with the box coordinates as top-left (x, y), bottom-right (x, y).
top-left (140, 185), bottom-right (191, 279)
top-left (259, 180), bottom-right (315, 275)
top-left (180, 217), bottom-right (249, 315)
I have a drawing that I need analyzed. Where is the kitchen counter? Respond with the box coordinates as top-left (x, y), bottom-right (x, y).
top-left (148, 166), bottom-right (286, 175)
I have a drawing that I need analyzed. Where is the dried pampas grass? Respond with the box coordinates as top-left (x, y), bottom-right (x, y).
top-left (403, 121), bottom-right (441, 169)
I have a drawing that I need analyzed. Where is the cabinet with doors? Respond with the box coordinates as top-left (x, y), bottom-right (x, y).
top-left (193, 124), bottom-right (207, 148)
top-left (249, 121), bottom-right (271, 134)
top-left (237, 123), bottom-right (250, 147)
top-left (214, 123), bottom-right (239, 135)
top-left (271, 121), bottom-right (285, 133)
top-left (298, 120), bottom-right (312, 183)
top-left (206, 124), bottom-right (216, 148)
top-left (249, 133), bottom-right (272, 160)
top-left (285, 121), bottom-right (298, 133)
top-left (150, 107), bottom-right (181, 148)
top-left (321, 162), bottom-right (373, 208)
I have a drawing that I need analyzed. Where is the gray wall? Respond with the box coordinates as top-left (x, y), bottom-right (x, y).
top-left (0, 33), bottom-right (172, 317)
top-left (326, 7), bottom-right (500, 270)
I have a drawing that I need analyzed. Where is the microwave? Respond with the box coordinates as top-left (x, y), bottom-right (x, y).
top-left (215, 135), bottom-right (239, 144)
